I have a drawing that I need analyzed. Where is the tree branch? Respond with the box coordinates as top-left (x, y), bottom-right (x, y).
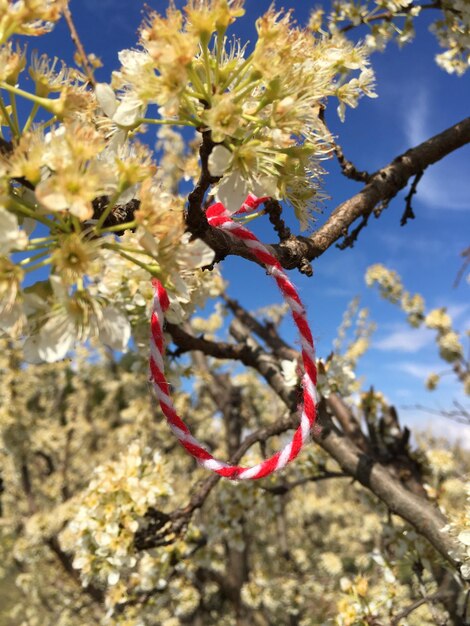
top-left (286, 116), bottom-right (470, 265)
top-left (335, 212), bottom-right (370, 250)
top-left (166, 321), bottom-right (252, 362)
top-left (4, 113), bottom-right (468, 274)
top-left (390, 592), bottom-right (442, 625)
top-left (222, 295), bottom-right (297, 361)
top-left (185, 116), bottom-right (470, 270)
top-left (315, 405), bottom-right (460, 570)
top-left (144, 321), bottom-right (462, 570)
top-left (326, 394), bottom-right (369, 451)
top-left (185, 130), bottom-right (220, 239)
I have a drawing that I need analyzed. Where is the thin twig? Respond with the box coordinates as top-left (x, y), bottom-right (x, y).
top-left (63, 5), bottom-right (96, 87)
top-left (336, 213), bottom-right (370, 249)
top-left (334, 142), bottom-right (370, 183)
top-left (401, 170), bottom-right (424, 226)
top-left (222, 294), bottom-right (297, 361)
top-left (46, 537), bottom-right (104, 603)
top-left (403, 401), bottom-right (470, 426)
top-left (454, 246), bottom-right (470, 288)
top-left (186, 130), bottom-right (220, 239)
top-left (339, 1), bottom-right (443, 34)
top-left (261, 471), bottom-right (348, 495)
top-left (390, 592), bottom-right (443, 625)
top-left (263, 198), bottom-right (292, 241)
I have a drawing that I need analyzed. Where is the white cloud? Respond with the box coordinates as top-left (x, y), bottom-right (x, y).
top-left (394, 388), bottom-right (413, 399)
top-left (373, 326), bottom-right (433, 353)
top-left (323, 286), bottom-right (356, 298)
top-left (404, 416), bottom-right (470, 449)
top-left (434, 420), bottom-right (470, 448)
top-left (393, 361), bottom-right (439, 380)
top-left (445, 303), bottom-right (469, 321)
top-left (399, 383), bottom-right (470, 448)
top-left (404, 89), bottom-right (469, 211)
top-left (405, 90), bottom-right (428, 146)
top-left (316, 249), bottom-right (367, 291)
top-left (81, 0), bottom-right (138, 35)
top-left (377, 232), bottom-right (451, 258)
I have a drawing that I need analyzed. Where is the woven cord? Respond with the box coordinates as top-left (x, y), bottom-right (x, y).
top-left (149, 195), bottom-right (318, 480)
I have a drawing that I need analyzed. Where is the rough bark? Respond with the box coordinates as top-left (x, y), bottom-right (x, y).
top-left (191, 117), bottom-right (470, 270)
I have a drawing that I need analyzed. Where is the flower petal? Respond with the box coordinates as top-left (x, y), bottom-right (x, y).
top-left (216, 170), bottom-right (249, 214)
top-left (38, 318), bottom-right (76, 362)
top-left (208, 145), bottom-right (232, 177)
top-left (113, 95), bottom-right (146, 128)
top-left (458, 530), bottom-right (470, 546)
top-left (95, 82), bottom-right (118, 117)
top-left (0, 206), bottom-right (28, 253)
top-left (99, 306), bottom-right (131, 352)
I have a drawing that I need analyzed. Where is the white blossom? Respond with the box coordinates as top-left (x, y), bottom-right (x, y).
top-left (0, 206), bottom-right (28, 253)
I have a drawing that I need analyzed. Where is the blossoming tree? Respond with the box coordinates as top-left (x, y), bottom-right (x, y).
top-left (0, 1), bottom-right (469, 624)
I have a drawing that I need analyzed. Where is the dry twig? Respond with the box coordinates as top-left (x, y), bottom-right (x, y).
top-left (63, 5), bottom-right (96, 86)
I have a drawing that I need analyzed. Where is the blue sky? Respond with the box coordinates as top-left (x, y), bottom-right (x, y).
top-left (26, 1), bottom-right (470, 444)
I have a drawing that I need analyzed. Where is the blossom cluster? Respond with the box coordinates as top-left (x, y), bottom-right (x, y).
top-left (0, 82), bottom-right (220, 361)
top-left (60, 442), bottom-right (178, 606)
top-left (0, 0), bottom-right (67, 44)
top-left (324, 0), bottom-right (470, 75)
top-left (0, 0), bottom-right (380, 363)
top-left (318, 297), bottom-right (376, 399)
top-left (1, 332), bottom-right (469, 625)
top-left (365, 264), bottom-right (468, 394)
top-left (431, 0), bottom-right (470, 75)
top-left (107, 2), bottom-right (376, 226)
top-left (456, 484), bottom-right (470, 579)
top-left (204, 479), bottom-right (277, 553)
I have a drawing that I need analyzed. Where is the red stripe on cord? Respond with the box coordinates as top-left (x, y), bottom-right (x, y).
top-left (182, 441), bottom-right (213, 460)
top-left (294, 313), bottom-right (313, 343)
top-left (303, 392), bottom-right (316, 423)
top-left (254, 452), bottom-right (282, 479)
top-left (151, 279), bottom-right (170, 311)
top-left (151, 314), bottom-right (164, 353)
top-left (206, 203), bottom-right (226, 218)
top-left (302, 354), bottom-right (317, 386)
top-left (207, 215), bottom-right (229, 228)
top-left (276, 278), bottom-right (302, 307)
top-left (253, 249), bottom-right (281, 267)
top-left (161, 404), bottom-right (191, 435)
top-left (149, 357), bottom-right (167, 390)
top-left (217, 466), bottom-right (242, 479)
top-left (290, 427), bottom-right (304, 460)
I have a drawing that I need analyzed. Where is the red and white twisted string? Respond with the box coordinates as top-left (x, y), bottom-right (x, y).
top-left (149, 194), bottom-right (318, 480)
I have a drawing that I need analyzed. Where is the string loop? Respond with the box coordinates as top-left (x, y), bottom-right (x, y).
top-left (149, 195), bottom-right (318, 480)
